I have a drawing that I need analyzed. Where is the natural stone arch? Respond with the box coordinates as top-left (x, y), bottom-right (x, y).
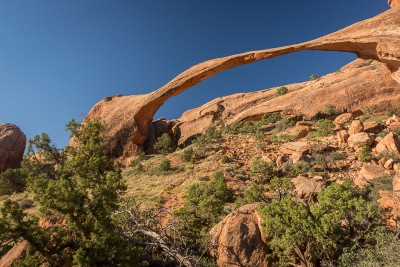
top-left (86, 7), bottom-right (400, 162)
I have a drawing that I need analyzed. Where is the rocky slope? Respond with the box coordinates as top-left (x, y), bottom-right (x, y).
top-left (85, 4), bottom-right (400, 163)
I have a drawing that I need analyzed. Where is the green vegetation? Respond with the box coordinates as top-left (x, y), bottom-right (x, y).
top-left (259, 180), bottom-right (382, 267)
top-left (154, 133), bottom-right (176, 154)
top-left (329, 150), bottom-right (346, 160)
top-left (175, 172), bottom-right (233, 246)
top-left (276, 86), bottom-right (289, 96)
top-left (358, 145), bottom-right (372, 162)
top-left (180, 147), bottom-right (194, 162)
top-left (0, 168), bottom-right (27, 196)
top-left (251, 157), bottom-right (275, 182)
top-left (0, 119), bottom-right (131, 266)
top-left (309, 74), bottom-right (320, 81)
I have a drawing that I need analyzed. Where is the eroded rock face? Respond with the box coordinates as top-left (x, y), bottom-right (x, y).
top-left (389, 0), bottom-right (400, 8)
top-left (85, 8), bottom-right (400, 162)
top-left (0, 123), bottom-right (26, 172)
top-left (209, 203), bottom-right (269, 267)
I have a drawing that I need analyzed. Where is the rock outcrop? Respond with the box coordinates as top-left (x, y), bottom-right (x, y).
top-left (0, 123), bottom-right (26, 172)
top-left (85, 6), bottom-right (400, 162)
top-left (209, 203), bottom-right (269, 267)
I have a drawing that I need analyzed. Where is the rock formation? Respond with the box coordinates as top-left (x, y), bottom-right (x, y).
top-left (208, 203), bottom-right (269, 267)
top-left (0, 123), bottom-right (26, 172)
top-left (85, 5), bottom-right (400, 162)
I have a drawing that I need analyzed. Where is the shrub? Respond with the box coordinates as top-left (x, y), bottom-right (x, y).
top-left (251, 157), bottom-right (275, 182)
top-left (159, 159), bottom-right (172, 171)
top-left (310, 74), bottom-right (320, 81)
top-left (175, 172), bottom-right (233, 246)
top-left (387, 106), bottom-right (400, 117)
top-left (358, 146), bottom-right (372, 162)
top-left (221, 155), bottom-right (231, 163)
top-left (261, 112), bottom-right (282, 124)
top-left (329, 151), bottom-right (346, 160)
top-left (268, 176), bottom-right (293, 200)
top-left (18, 199), bottom-right (34, 210)
top-left (0, 168), bottom-right (27, 196)
top-left (154, 133), bottom-right (176, 155)
top-left (235, 182), bottom-right (267, 208)
top-left (276, 86), bottom-right (289, 96)
top-left (180, 148), bottom-right (194, 162)
top-left (259, 180), bottom-right (382, 266)
top-left (312, 118), bottom-right (334, 136)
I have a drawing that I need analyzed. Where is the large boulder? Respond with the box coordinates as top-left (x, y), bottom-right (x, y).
top-left (348, 120), bottom-right (364, 135)
top-left (347, 132), bottom-right (374, 148)
top-left (292, 175), bottom-right (326, 199)
top-left (375, 132), bottom-right (400, 155)
top-left (209, 203), bottom-right (269, 267)
top-left (334, 113), bottom-right (353, 125)
top-left (355, 163), bottom-right (387, 187)
top-left (0, 123), bottom-right (26, 172)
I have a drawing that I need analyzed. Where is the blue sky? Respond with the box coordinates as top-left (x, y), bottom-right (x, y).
top-left (0, 0), bottom-right (389, 148)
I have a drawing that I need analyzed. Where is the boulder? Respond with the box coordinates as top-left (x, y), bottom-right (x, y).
top-left (348, 120), bottom-right (364, 135)
top-left (334, 113), bottom-right (353, 125)
top-left (337, 130), bottom-right (349, 145)
top-left (292, 175), bottom-right (326, 199)
top-left (0, 241), bottom-right (28, 267)
top-left (347, 132), bottom-right (374, 148)
top-left (355, 163), bottom-right (387, 187)
top-left (209, 203), bottom-right (269, 267)
top-left (384, 158), bottom-right (394, 169)
top-left (375, 132), bottom-right (400, 155)
top-left (284, 125), bottom-right (312, 139)
top-left (0, 123), bottom-right (26, 172)
top-left (386, 115), bottom-right (400, 126)
top-left (388, 122), bottom-right (400, 132)
top-left (389, 0), bottom-right (400, 8)
top-left (363, 121), bottom-right (381, 134)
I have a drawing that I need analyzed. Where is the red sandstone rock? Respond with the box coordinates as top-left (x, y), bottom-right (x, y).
top-left (0, 123), bottom-right (26, 172)
top-left (375, 132), bottom-right (400, 155)
top-left (209, 203), bottom-right (269, 267)
top-left (348, 120), bottom-right (364, 135)
top-left (85, 8), bottom-right (400, 162)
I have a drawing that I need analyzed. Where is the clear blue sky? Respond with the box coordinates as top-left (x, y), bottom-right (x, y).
top-left (0, 0), bottom-right (389, 148)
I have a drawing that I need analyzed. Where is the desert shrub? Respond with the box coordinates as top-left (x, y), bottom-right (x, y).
top-left (220, 155), bottom-right (231, 163)
top-left (329, 150), bottom-right (346, 160)
top-left (358, 146), bottom-right (372, 162)
top-left (312, 119), bottom-right (334, 136)
top-left (235, 182), bottom-right (267, 208)
top-left (180, 148), bottom-right (194, 162)
top-left (309, 74), bottom-right (320, 81)
top-left (282, 160), bottom-right (313, 176)
top-left (259, 180), bottom-right (382, 266)
top-left (268, 176), bottom-right (293, 200)
top-left (154, 133), bottom-right (176, 155)
top-left (266, 134), bottom-right (296, 144)
top-left (0, 168), bottom-right (27, 196)
top-left (18, 199), bottom-right (34, 210)
top-left (387, 106), bottom-right (400, 117)
top-left (261, 112), bottom-right (282, 125)
top-left (130, 151), bottom-right (148, 167)
top-left (312, 152), bottom-right (329, 171)
top-left (251, 157), bottom-right (275, 182)
top-left (175, 172), bottom-right (233, 246)
top-left (339, 227), bottom-right (400, 267)
top-left (276, 86), bottom-right (289, 96)
top-left (159, 159), bottom-right (171, 171)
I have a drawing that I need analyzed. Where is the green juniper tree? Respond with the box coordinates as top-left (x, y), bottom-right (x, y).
top-left (0, 119), bottom-right (132, 266)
